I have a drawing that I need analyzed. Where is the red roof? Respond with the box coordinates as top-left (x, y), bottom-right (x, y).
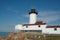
top-left (46, 26), bottom-right (60, 28)
top-left (35, 21), bottom-right (46, 25)
top-left (23, 21), bottom-right (46, 26)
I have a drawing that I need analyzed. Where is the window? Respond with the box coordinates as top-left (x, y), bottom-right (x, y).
top-left (54, 28), bottom-right (57, 31)
top-left (26, 26), bottom-right (28, 28)
top-left (38, 25), bottom-right (40, 27)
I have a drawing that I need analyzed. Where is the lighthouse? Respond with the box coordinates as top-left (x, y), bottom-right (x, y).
top-left (15, 8), bottom-right (60, 34)
top-left (29, 8), bottom-right (38, 24)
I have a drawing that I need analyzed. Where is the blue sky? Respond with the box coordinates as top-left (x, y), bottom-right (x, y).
top-left (0, 0), bottom-right (60, 32)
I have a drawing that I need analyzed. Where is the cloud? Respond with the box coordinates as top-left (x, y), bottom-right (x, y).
top-left (21, 10), bottom-right (60, 24)
top-left (37, 11), bottom-right (60, 23)
top-left (23, 14), bottom-right (29, 18)
top-left (7, 7), bottom-right (19, 14)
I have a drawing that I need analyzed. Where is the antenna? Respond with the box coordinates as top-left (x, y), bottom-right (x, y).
top-left (32, 6), bottom-right (35, 9)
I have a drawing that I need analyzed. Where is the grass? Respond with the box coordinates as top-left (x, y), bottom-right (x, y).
top-left (25, 32), bottom-right (60, 40)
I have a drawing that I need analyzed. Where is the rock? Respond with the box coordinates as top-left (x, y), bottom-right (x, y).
top-left (5, 32), bottom-right (25, 40)
top-left (0, 36), bottom-right (4, 40)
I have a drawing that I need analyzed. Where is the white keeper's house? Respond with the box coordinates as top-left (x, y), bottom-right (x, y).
top-left (15, 8), bottom-right (60, 34)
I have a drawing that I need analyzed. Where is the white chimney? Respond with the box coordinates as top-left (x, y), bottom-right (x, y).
top-left (29, 8), bottom-right (38, 24)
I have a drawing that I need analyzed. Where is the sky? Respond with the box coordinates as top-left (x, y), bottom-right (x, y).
top-left (0, 0), bottom-right (60, 32)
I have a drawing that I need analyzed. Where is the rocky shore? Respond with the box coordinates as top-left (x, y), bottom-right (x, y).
top-left (0, 32), bottom-right (60, 40)
top-left (0, 32), bottom-right (25, 40)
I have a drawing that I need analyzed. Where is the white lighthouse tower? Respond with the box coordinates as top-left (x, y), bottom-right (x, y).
top-left (29, 8), bottom-right (38, 24)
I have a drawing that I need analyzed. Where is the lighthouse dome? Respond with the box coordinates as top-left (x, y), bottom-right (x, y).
top-left (29, 8), bottom-right (38, 15)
